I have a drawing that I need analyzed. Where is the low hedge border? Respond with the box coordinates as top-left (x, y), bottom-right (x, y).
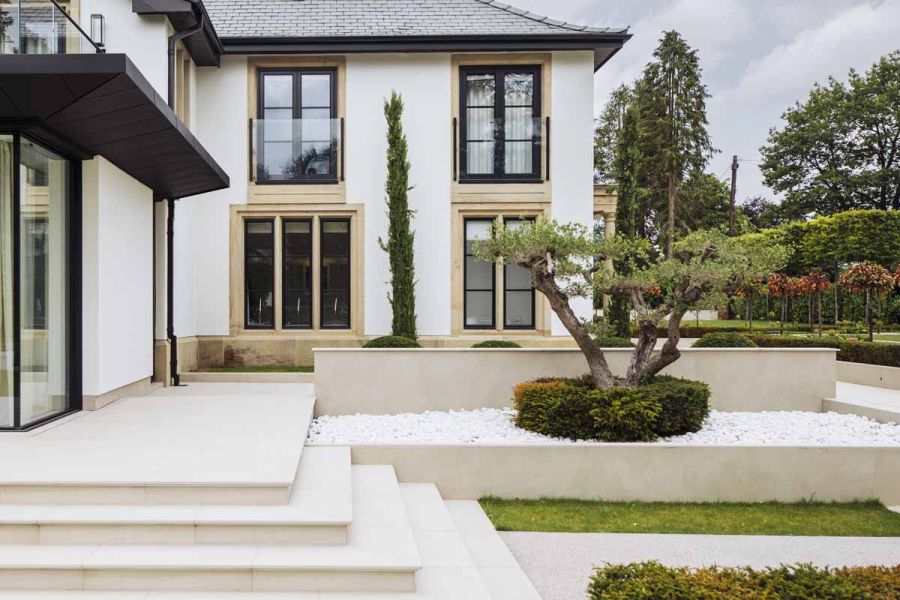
top-left (589, 562), bottom-right (900, 600)
top-left (363, 336), bottom-right (421, 348)
top-left (749, 335), bottom-right (900, 367)
top-left (513, 376), bottom-right (710, 442)
top-left (692, 333), bottom-right (757, 348)
top-left (471, 340), bottom-right (522, 348)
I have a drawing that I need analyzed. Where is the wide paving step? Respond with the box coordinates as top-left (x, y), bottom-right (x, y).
top-left (0, 395), bottom-right (314, 506)
top-left (0, 466), bottom-right (420, 593)
top-left (0, 448), bottom-right (352, 546)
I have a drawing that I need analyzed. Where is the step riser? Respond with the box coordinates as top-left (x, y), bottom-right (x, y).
top-left (0, 568), bottom-right (415, 593)
top-left (0, 486), bottom-right (290, 506)
top-left (0, 524), bottom-right (347, 546)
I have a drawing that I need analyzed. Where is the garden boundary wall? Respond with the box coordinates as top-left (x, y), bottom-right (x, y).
top-left (313, 348), bottom-right (837, 415)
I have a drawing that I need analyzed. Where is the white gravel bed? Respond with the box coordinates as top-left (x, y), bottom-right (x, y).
top-left (306, 408), bottom-right (900, 446)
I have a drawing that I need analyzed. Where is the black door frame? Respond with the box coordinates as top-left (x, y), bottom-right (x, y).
top-left (0, 131), bottom-right (82, 432)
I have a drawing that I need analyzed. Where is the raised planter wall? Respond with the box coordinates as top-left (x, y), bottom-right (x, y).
top-left (837, 361), bottom-right (900, 391)
top-left (333, 443), bottom-right (900, 504)
top-left (313, 348), bottom-right (837, 416)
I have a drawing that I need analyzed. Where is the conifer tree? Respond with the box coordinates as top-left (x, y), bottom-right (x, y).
top-left (380, 91), bottom-right (417, 339)
top-left (636, 31), bottom-right (715, 258)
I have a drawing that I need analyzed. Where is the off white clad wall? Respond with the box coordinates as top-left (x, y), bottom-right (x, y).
top-left (81, 158), bottom-right (154, 396)
top-left (550, 51), bottom-right (596, 335)
top-left (187, 55), bottom-right (249, 336)
top-left (173, 200), bottom-right (195, 338)
top-left (79, 0), bottom-right (170, 97)
top-left (346, 54), bottom-right (452, 337)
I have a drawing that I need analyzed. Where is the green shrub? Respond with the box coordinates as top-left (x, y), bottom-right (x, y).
top-left (749, 335), bottom-right (844, 349)
top-left (471, 340), bottom-right (522, 348)
top-left (749, 335), bottom-right (900, 367)
top-left (593, 336), bottom-right (635, 348)
top-left (588, 562), bottom-right (900, 599)
top-left (363, 335), bottom-right (421, 348)
top-left (838, 341), bottom-right (900, 367)
top-left (692, 332), bottom-right (758, 348)
top-left (643, 376), bottom-right (711, 437)
top-left (512, 381), bottom-right (562, 435)
top-left (513, 376), bottom-right (709, 442)
top-left (544, 385), bottom-right (606, 440)
top-left (590, 388), bottom-right (661, 442)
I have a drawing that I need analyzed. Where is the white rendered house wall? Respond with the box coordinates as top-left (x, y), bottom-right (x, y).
top-left (79, 0), bottom-right (170, 98)
top-left (346, 53), bottom-right (453, 337)
top-left (550, 50), bottom-right (596, 334)
top-left (186, 55), bottom-right (249, 337)
top-left (81, 158), bottom-right (154, 396)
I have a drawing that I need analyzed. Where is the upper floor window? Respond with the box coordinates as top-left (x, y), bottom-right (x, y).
top-left (256, 68), bottom-right (338, 184)
top-left (459, 65), bottom-right (542, 183)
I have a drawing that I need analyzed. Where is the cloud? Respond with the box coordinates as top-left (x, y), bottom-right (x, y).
top-left (709, 0), bottom-right (900, 200)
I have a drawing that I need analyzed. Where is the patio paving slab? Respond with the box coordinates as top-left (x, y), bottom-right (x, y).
top-left (828, 382), bottom-right (900, 423)
top-left (0, 390), bottom-right (312, 488)
top-left (502, 531), bottom-right (900, 600)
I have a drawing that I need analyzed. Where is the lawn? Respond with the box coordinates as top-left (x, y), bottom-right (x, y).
top-left (198, 365), bottom-right (313, 373)
top-left (479, 498), bottom-right (900, 537)
top-left (874, 332), bottom-right (900, 343)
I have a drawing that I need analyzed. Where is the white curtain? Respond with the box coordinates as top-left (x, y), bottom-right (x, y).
top-left (504, 73), bottom-right (534, 175)
top-left (466, 75), bottom-right (494, 175)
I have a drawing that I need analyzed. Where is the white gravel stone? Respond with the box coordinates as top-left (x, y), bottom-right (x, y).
top-left (307, 408), bottom-right (900, 446)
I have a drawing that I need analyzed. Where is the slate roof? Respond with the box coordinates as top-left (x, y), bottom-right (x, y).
top-left (203, 0), bottom-right (628, 39)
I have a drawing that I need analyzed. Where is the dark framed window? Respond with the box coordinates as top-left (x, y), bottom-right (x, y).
top-left (244, 219), bottom-right (275, 329)
top-left (320, 219), bottom-right (350, 329)
top-left (464, 219), bottom-right (495, 329)
top-left (256, 68), bottom-right (338, 184)
top-left (282, 219), bottom-right (313, 329)
top-left (459, 65), bottom-right (542, 183)
top-left (503, 218), bottom-right (535, 329)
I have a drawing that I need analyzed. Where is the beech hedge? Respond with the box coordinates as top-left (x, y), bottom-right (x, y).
top-left (749, 335), bottom-right (900, 367)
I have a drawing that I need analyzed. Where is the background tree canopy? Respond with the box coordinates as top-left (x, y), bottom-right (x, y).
top-left (760, 51), bottom-right (900, 218)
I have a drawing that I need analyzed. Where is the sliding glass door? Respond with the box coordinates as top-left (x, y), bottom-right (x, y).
top-left (0, 133), bottom-right (76, 430)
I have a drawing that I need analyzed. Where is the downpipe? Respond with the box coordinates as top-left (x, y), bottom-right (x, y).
top-left (164, 1), bottom-right (204, 386)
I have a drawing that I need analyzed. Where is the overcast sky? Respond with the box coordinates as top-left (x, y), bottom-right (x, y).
top-left (511, 0), bottom-right (900, 203)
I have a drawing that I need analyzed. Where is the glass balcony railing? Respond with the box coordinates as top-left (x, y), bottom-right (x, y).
top-left (0, 0), bottom-right (103, 55)
top-left (250, 118), bottom-right (344, 184)
top-left (453, 116), bottom-right (548, 182)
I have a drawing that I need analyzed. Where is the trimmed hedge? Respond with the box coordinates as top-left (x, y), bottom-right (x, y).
top-left (363, 335), bottom-right (421, 348)
top-left (471, 340), bottom-right (522, 348)
top-left (593, 336), bottom-right (635, 348)
top-left (692, 333), bottom-right (758, 348)
top-left (749, 335), bottom-right (900, 367)
top-left (513, 376), bottom-right (710, 442)
top-left (588, 561), bottom-right (900, 600)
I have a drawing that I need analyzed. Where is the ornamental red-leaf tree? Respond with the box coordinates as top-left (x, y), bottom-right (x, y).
top-left (766, 273), bottom-right (803, 334)
top-left (801, 269), bottom-right (832, 338)
top-left (474, 219), bottom-right (787, 390)
top-left (838, 261), bottom-right (894, 341)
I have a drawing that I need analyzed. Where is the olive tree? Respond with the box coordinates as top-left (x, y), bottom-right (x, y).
top-left (474, 218), bottom-right (787, 389)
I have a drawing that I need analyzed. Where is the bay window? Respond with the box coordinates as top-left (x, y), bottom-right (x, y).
top-left (460, 65), bottom-right (542, 182)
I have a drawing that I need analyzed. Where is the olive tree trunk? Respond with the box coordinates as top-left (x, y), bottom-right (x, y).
top-left (531, 268), bottom-right (617, 389)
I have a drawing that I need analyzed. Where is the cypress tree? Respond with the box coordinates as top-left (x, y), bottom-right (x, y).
top-left (380, 91), bottom-right (417, 339)
top-left (608, 106), bottom-right (643, 338)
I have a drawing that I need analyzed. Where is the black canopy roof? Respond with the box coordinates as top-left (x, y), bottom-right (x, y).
top-left (0, 53), bottom-right (229, 199)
